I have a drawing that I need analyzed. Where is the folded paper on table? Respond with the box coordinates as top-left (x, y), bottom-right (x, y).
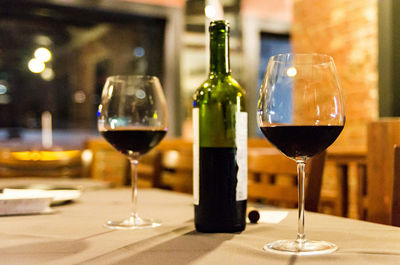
top-left (0, 188), bottom-right (82, 216)
top-left (3, 188), bottom-right (81, 205)
top-left (0, 193), bottom-right (52, 216)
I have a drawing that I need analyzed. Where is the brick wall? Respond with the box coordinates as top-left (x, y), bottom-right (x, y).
top-left (291, 0), bottom-right (378, 147)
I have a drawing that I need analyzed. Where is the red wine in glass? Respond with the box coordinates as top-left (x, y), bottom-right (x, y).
top-left (257, 53), bottom-right (345, 255)
top-left (101, 128), bottom-right (166, 156)
top-left (98, 75), bottom-right (168, 230)
top-left (260, 125), bottom-right (344, 159)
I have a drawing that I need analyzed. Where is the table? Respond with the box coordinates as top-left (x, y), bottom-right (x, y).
top-left (1, 186), bottom-right (400, 264)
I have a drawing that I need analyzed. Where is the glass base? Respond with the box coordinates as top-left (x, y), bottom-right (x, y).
top-left (264, 239), bottom-right (338, 256)
top-left (104, 216), bottom-right (161, 230)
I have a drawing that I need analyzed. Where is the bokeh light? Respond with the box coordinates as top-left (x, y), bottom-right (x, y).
top-left (34, 47), bottom-right (52, 62)
top-left (28, 58), bottom-right (45, 73)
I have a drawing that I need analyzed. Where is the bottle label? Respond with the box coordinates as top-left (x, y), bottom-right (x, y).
top-left (192, 108), bottom-right (247, 205)
top-left (193, 108), bottom-right (200, 205)
top-left (236, 112), bottom-right (248, 201)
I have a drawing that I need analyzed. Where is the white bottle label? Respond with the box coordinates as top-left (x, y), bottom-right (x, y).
top-left (236, 112), bottom-right (248, 201)
top-left (192, 109), bottom-right (247, 204)
top-left (193, 108), bottom-right (200, 205)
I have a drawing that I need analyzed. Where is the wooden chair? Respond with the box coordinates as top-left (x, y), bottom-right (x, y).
top-left (247, 148), bottom-right (326, 212)
top-left (366, 119), bottom-right (400, 225)
top-left (364, 144), bottom-right (400, 227)
top-left (133, 149), bottom-right (163, 188)
top-left (157, 138), bottom-right (275, 194)
top-left (160, 149), bottom-right (193, 193)
top-left (391, 145), bottom-right (400, 226)
top-left (85, 137), bottom-right (162, 188)
top-left (156, 138), bottom-right (193, 193)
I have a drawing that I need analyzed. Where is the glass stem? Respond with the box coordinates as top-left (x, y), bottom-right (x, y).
top-left (129, 156), bottom-right (139, 224)
top-left (296, 159), bottom-right (307, 244)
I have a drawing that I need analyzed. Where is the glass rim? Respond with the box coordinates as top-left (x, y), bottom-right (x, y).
top-left (105, 75), bottom-right (160, 82)
top-left (269, 53), bottom-right (334, 65)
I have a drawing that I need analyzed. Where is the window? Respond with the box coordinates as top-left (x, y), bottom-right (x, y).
top-left (0, 2), bottom-right (166, 141)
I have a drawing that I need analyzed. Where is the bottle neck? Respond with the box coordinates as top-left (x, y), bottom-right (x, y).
top-left (209, 32), bottom-right (230, 75)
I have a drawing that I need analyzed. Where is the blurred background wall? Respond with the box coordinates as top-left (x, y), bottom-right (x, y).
top-left (0, 0), bottom-right (392, 151)
top-left (291, 0), bottom-right (378, 148)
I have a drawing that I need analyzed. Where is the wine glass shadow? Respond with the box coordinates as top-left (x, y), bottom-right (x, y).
top-left (0, 239), bottom-right (88, 263)
top-left (107, 230), bottom-right (234, 265)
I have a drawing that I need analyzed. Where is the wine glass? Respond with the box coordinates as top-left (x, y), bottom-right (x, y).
top-left (98, 75), bottom-right (168, 229)
top-left (257, 53), bottom-right (345, 255)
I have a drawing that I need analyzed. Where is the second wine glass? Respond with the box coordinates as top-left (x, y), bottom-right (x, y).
top-left (257, 53), bottom-right (345, 255)
top-left (98, 75), bottom-right (168, 229)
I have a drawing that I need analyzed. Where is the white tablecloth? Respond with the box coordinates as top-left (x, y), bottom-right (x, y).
top-left (0, 183), bottom-right (400, 264)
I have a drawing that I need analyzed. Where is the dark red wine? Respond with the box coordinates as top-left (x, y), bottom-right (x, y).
top-left (194, 147), bottom-right (246, 233)
top-left (260, 125), bottom-right (343, 158)
top-left (101, 129), bottom-right (166, 155)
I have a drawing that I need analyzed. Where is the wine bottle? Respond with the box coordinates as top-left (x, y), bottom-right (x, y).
top-left (193, 20), bottom-right (247, 233)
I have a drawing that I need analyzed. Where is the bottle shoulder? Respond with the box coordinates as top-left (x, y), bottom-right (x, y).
top-left (193, 75), bottom-right (246, 103)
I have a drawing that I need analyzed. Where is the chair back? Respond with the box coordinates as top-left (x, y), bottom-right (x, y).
top-left (85, 137), bottom-right (162, 187)
top-left (247, 147), bottom-right (326, 212)
top-left (367, 119), bottom-right (400, 225)
top-left (391, 145), bottom-right (400, 226)
top-left (158, 139), bottom-right (193, 193)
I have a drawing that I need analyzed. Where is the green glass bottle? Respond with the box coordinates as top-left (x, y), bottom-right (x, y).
top-left (193, 20), bottom-right (247, 233)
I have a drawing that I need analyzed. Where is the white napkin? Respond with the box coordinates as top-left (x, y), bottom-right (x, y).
top-left (0, 191), bottom-right (52, 216)
top-left (0, 188), bottom-right (81, 215)
top-left (3, 188), bottom-right (81, 205)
